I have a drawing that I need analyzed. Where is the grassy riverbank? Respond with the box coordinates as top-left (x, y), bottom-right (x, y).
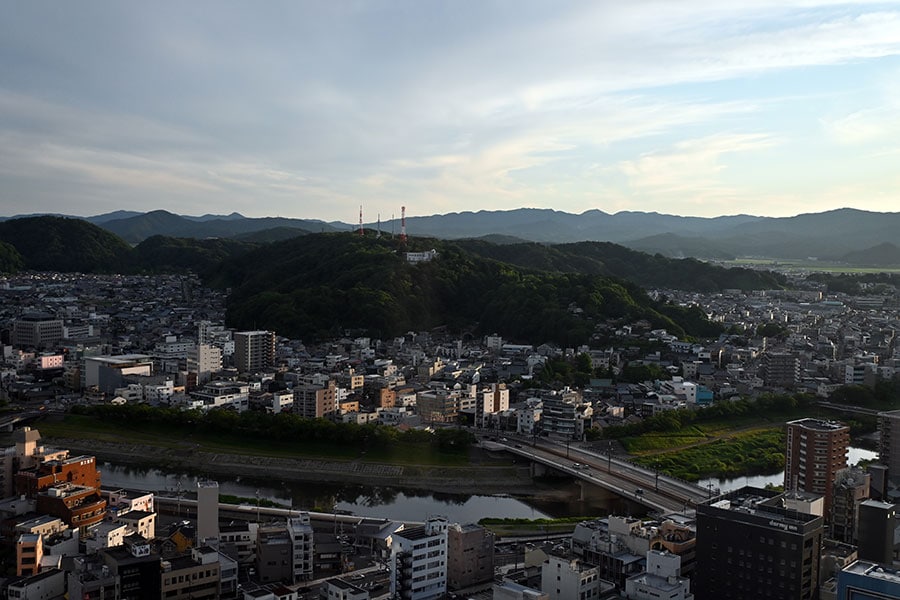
top-left (478, 516), bottom-right (593, 537)
top-left (630, 428), bottom-right (786, 482)
top-left (40, 411), bottom-right (472, 467)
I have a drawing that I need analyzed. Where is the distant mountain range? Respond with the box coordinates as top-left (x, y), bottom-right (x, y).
top-left (1, 207), bottom-right (898, 265)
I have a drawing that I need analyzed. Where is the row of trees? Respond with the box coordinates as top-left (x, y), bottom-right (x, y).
top-left (600, 393), bottom-right (816, 439)
top-left (73, 403), bottom-right (475, 454)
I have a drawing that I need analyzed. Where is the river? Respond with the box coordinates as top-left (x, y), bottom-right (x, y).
top-left (98, 462), bottom-right (631, 523)
top-left (697, 447), bottom-right (878, 493)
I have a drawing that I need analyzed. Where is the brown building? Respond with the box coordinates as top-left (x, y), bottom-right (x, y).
top-left (784, 418), bottom-right (849, 515)
top-left (16, 453), bottom-right (106, 530)
top-left (294, 381), bottom-right (337, 419)
top-left (36, 483), bottom-right (107, 530)
top-left (448, 523), bottom-right (495, 590)
top-left (16, 533), bottom-right (41, 577)
top-left (15, 454), bottom-right (102, 498)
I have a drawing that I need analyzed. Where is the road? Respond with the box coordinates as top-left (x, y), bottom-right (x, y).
top-left (481, 433), bottom-right (712, 513)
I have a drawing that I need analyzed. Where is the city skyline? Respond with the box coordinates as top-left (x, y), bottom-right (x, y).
top-left (2, 1), bottom-right (900, 221)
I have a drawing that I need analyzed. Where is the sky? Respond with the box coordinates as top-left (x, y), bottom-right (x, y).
top-left (2, 1), bottom-right (900, 222)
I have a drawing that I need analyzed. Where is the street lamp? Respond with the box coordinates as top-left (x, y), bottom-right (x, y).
top-left (607, 442), bottom-right (612, 473)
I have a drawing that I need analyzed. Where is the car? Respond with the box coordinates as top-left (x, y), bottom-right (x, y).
top-left (572, 462), bottom-right (582, 468)
top-left (634, 488), bottom-right (644, 495)
top-left (514, 443), bottom-right (523, 448)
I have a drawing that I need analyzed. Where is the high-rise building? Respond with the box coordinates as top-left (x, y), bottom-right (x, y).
top-left (478, 383), bottom-right (509, 428)
top-left (293, 381), bottom-right (337, 419)
top-left (856, 500), bottom-right (896, 565)
top-left (784, 418), bottom-right (849, 515)
top-left (196, 480), bottom-right (219, 545)
top-left (232, 330), bottom-right (276, 374)
top-left (763, 352), bottom-right (801, 388)
top-left (390, 516), bottom-right (448, 600)
top-left (878, 409), bottom-right (900, 481)
top-left (695, 486), bottom-right (824, 600)
top-left (287, 514), bottom-right (314, 583)
top-left (830, 467), bottom-right (870, 544)
top-left (187, 343), bottom-right (222, 385)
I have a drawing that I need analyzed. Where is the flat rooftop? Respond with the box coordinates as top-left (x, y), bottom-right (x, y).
top-left (844, 560), bottom-right (900, 583)
top-left (788, 418), bottom-right (848, 431)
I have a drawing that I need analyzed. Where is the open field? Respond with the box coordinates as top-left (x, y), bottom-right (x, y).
top-left (719, 258), bottom-right (900, 274)
top-left (631, 428), bottom-right (785, 482)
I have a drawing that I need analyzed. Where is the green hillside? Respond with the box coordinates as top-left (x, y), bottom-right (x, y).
top-left (209, 233), bottom-right (720, 344)
top-left (0, 241), bottom-right (23, 273)
top-left (129, 235), bottom-right (257, 274)
top-left (0, 216), bottom-right (131, 272)
top-left (453, 240), bottom-right (785, 291)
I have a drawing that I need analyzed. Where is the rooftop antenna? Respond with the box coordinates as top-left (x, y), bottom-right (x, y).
top-left (358, 205), bottom-right (364, 235)
top-left (400, 206), bottom-right (407, 243)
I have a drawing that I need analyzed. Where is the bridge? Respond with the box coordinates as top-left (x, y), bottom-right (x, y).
top-left (483, 435), bottom-right (713, 514)
top-left (0, 410), bottom-right (46, 432)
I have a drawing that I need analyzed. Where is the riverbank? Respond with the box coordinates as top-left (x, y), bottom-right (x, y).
top-left (37, 435), bottom-right (541, 497)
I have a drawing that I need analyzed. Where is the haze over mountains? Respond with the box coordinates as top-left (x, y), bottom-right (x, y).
top-left (1, 207), bottom-right (898, 265)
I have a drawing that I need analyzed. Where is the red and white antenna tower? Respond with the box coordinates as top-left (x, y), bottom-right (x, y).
top-left (358, 205), bottom-right (364, 235)
top-left (399, 206), bottom-right (407, 242)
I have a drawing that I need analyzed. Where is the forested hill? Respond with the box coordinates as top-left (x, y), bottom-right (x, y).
top-left (208, 233), bottom-right (722, 345)
top-left (452, 240), bottom-right (786, 291)
top-left (0, 216), bottom-right (131, 273)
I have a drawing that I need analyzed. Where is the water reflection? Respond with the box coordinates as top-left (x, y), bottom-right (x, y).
top-left (698, 447), bottom-right (878, 493)
top-left (97, 462), bottom-right (553, 523)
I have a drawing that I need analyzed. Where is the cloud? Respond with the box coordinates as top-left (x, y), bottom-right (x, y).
top-left (616, 133), bottom-right (781, 210)
top-left (2, 2), bottom-right (900, 218)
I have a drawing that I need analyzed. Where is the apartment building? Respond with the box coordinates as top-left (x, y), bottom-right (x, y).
top-left (784, 418), bottom-right (849, 515)
top-left (233, 330), bottom-right (276, 374)
top-left (390, 516), bottom-right (448, 600)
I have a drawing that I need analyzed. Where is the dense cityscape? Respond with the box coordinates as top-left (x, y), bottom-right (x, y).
top-left (0, 254), bottom-right (897, 599)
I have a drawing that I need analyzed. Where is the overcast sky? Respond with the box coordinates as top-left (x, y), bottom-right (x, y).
top-left (3, 1), bottom-right (900, 222)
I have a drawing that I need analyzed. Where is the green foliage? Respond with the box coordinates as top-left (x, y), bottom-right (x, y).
top-left (756, 323), bottom-right (787, 338)
top-left (633, 429), bottom-right (786, 482)
top-left (210, 233), bottom-right (714, 345)
top-left (828, 380), bottom-right (900, 411)
top-left (478, 516), bottom-right (593, 525)
top-left (603, 393), bottom-right (815, 440)
top-left (70, 403), bottom-right (475, 456)
top-left (130, 235), bottom-right (257, 275)
top-left (619, 362), bottom-right (671, 384)
top-left (806, 272), bottom-right (900, 295)
top-left (219, 494), bottom-right (284, 508)
top-left (454, 239), bottom-right (787, 292)
top-left (0, 216), bottom-right (131, 272)
top-left (0, 241), bottom-right (23, 273)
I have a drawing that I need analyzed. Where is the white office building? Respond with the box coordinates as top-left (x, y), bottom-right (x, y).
top-left (390, 516), bottom-right (448, 600)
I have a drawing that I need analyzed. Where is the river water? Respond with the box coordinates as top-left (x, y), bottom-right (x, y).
top-left (97, 462), bottom-right (559, 523)
top-left (97, 461), bottom-right (645, 523)
top-left (697, 447), bottom-right (878, 493)
top-left (100, 448), bottom-right (876, 521)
